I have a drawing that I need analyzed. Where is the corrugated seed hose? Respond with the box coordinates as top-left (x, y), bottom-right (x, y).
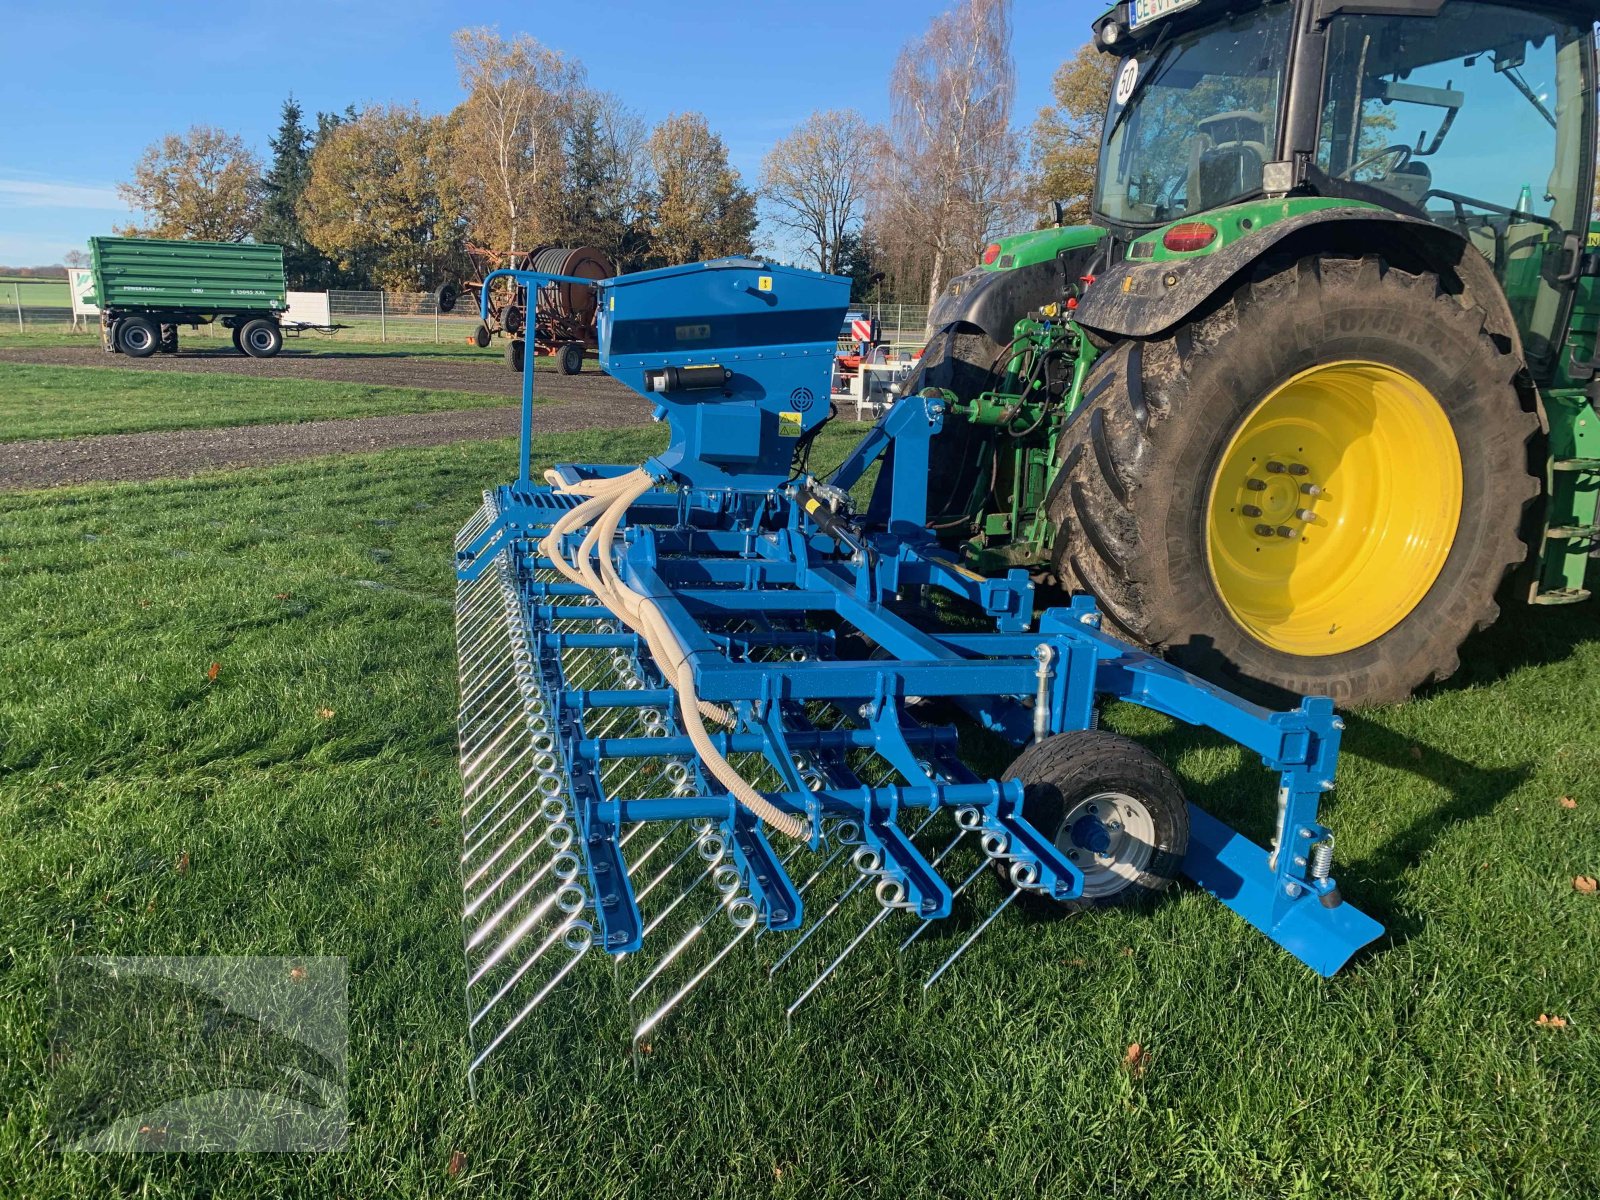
top-left (539, 470), bottom-right (808, 839)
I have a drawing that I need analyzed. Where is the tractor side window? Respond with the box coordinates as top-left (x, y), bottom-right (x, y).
top-left (1095, 4), bottom-right (1293, 226)
top-left (1316, 4), bottom-right (1589, 354)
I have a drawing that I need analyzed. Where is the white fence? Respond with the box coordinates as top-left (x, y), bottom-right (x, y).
top-left (2, 281), bottom-right (935, 347)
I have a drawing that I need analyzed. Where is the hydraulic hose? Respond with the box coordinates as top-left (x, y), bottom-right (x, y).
top-left (539, 469), bottom-right (807, 839)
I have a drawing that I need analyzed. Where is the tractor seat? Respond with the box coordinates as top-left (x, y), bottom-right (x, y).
top-left (1189, 111), bottom-right (1269, 210)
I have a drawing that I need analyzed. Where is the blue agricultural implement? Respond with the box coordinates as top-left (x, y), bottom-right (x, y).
top-left (453, 257), bottom-right (1383, 1086)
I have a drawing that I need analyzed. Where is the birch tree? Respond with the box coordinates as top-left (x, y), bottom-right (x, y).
top-left (868, 0), bottom-right (1021, 308)
top-left (450, 27), bottom-right (583, 258)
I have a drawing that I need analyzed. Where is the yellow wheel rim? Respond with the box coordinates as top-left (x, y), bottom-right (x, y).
top-left (1205, 361), bottom-right (1463, 656)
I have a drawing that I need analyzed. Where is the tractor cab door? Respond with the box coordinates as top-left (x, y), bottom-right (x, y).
top-left (1314, 2), bottom-right (1594, 375)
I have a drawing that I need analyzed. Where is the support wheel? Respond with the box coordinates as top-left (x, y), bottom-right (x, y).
top-left (505, 337), bottom-right (525, 374)
top-left (1000, 729), bottom-right (1188, 909)
top-left (1053, 254), bottom-right (1537, 706)
top-left (473, 322), bottom-right (492, 349)
top-left (435, 282), bottom-right (458, 315)
top-left (239, 318), bottom-right (283, 358)
top-left (115, 316), bottom-right (159, 358)
top-left (557, 342), bottom-right (584, 375)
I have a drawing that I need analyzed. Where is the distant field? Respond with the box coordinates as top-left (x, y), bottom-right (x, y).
top-left (0, 277), bottom-right (69, 307)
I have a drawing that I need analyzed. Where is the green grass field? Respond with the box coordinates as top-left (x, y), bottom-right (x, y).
top-left (0, 276), bottom-right (70, 308)
top-left (0, 422), bottom-right (1596, 1198)
top-left (0, 362), bottom-right (525, 442)
top-left (0, 326), bottom-right (548, 359)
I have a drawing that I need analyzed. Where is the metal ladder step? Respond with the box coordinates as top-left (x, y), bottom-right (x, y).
top-left (1552, 457), bottom-right (1600, 472)
top-left (1546, 523), bottom-right (1600, 541)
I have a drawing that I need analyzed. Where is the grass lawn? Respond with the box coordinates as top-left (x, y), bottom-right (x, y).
top-left (0, 362), bottom-right (525, 443)
top-left (1, 426), bottom-right (1597, 1198)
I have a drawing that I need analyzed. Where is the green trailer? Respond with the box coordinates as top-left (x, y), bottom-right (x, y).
top-left (87, 235), bottom-right (288, 358)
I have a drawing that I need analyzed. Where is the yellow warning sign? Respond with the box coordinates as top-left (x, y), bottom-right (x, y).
top-left (758, 275), bottom-right (773, 292)
top-left (778, 411), bottom-right (803, 437)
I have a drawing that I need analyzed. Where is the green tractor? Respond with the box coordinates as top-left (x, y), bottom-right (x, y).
top-left (915, 0), bottom-right (1600, 706)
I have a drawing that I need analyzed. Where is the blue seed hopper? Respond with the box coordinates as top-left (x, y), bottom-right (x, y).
top-left (453, 257), bottom-right (1383, 1085)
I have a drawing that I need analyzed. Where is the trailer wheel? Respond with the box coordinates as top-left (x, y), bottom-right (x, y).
top-left (1053, 254), bottom-right (1536, 706)
top-left (435, 282), bottom-right (458, 315)
top-left (116, 316), bottom-right (159, 358)
top-left (999, 729), bottom-right (1188, 909)
top-left (239, 318), bottom-right (283, 358)
top-left (158, 324), bottom-right (178, 354)
top-left (473, 322), bottom-right (492, 349)
top-left (505, 338), bottom-right (525, 374)
top-left (229, 323), bottom-right (246, 354)
top-left (557, 342), bottom-right (584, 375)
top-left (503, 304), bottom-right (524, 336)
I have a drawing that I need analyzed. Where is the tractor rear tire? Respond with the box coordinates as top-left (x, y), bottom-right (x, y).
top-left (1000, 729), bottom-right (1188, 911)
top-left (902, 322), bottom-right (1009, 529)
top-left (1052, 254), bottom-right (1537, 707)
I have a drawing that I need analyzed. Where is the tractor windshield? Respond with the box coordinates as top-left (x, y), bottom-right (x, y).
top-left (1094, 3), bottom-right (1293, 226)
top-left (1316, 2), bottom-right (1592, 355)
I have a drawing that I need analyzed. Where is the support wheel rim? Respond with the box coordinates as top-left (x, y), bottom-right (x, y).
top-left (1055, 790), bottom-right (1157, 900)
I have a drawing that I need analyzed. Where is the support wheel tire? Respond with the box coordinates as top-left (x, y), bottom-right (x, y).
top-left (557, 342), bottom-right (584, 375)
top-left (1053, 254), bottom-right (1537, 706)
top-left (116, 316), bottom-right (159, 358)
top-left (473, 322), bottom-right (492, 349)
top-left (1000, 729), bottom-right (1188, 910)
top-left (505, 337), bottom-right (525, 374)
top-left (239, 318), bottom-right (282, 358)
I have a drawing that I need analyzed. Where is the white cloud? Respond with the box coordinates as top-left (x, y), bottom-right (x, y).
top-left (0, 178), bottom-right (123, 210)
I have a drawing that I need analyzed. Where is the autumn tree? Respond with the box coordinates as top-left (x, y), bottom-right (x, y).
top-left (761, 110), bottom-right (871, 274)
top-left (117, 125), bottom-right (262, 241)
top-left (1031, 43), bottom-right (1114, 224)
top-left (868, 0), bottom-right (1022, 308)
top-left (646, 112), bottom-right (757, 265)
top-left (554, 91), bottom-right (653, 269)
top-left (450, 27), bottom-right (582, 258)
top-left (299, 104), bottom-right (466, 290)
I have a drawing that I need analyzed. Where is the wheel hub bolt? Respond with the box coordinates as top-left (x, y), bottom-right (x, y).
top-left (1294, 508), bottom-right (1317, 522)
top-left (1287, 463), bottom-right (1309, 476)
top-left (1266, 460), bottom-right (1286, 473)
top-left (1300, 482), bottom-right (1322, 497)
top-left (1242, 504), bottom-right (1263, 518)
top-left (1276, 526), bottom-right (1299, 540)
top-left (1254, 523), bottom-right (1276, 537)
top-left (1246, 478), bottom-right (1267, 492)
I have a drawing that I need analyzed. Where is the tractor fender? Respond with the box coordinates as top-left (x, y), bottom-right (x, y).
top-left (927, 240), bottom-right (1105, 347)
top-left (1072, 207), bottom-right (1525, 365)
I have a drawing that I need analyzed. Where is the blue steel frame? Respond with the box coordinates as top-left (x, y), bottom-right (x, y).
top-left (458, 263), bottom-right (1384, 978)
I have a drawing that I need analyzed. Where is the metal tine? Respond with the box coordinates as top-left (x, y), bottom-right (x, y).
top-left (467, 879), bottom-right (584, 989)
top-left (633, 907), bottom-right (756, 1047)
top-left (786, 903), bottom-right (895, 1025)
top-left (464, 826), bottom-right (576, 933)
top-left (899, 850), bottom-right (985, 952)
top-left (767, 809), bottom-right (939, 975)
top-left (627, 869), bottom-right (740, 1003)
top-left (467, 919), bottom-right (594, 1082)
top-left (924, 886), bottom-right (1021, 991)
top-left (754, 832), bottom-right (851, 943)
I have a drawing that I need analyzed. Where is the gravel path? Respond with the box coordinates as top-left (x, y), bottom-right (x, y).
top-left (0, 343), bottom-right (659, 490)
top-left (0, 342), bottom-right (634, 404)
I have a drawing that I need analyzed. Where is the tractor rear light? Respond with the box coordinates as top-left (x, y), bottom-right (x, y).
top-left (1161, 223), bottom-right (1218, 253)
top-left (982, 243), bottom-right (1002, 265)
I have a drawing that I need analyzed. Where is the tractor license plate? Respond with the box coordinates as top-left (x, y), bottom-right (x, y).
top-left (1129, 0), bottom-right (1200, 29)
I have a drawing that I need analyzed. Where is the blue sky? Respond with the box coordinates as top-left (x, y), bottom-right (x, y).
top-left (0, 0), bottom-right (1103, 266)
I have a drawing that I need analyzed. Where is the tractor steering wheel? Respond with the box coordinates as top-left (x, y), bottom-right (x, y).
top-left (1342, 144), bottom-right (1413, 181)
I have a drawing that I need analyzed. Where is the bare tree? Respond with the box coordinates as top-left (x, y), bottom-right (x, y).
top-left (117, 125), bottom-right (262, 242)
top-left (62, 249), bottom-right (90, 268)
top-left (450, 27), bottom-right (583, 258)
top-left (761, 110), bottom-right (871, 274)
top-left (868, 0), bottom-right (1021, 308)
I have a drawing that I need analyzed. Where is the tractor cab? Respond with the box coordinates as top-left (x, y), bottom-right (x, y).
top-left (1091, 0), bottom-right (1598, 372)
